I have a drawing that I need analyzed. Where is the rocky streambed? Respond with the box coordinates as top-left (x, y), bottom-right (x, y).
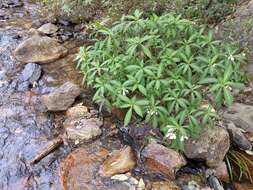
top-left (0, 1), bottom-right (253, 190)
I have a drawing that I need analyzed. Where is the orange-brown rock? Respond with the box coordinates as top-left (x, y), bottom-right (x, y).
top-left (99, 146), bottom-right (137, 177)
top-left (60, 148), bottom-right (105, 190)
top-left (142, 142), bottom-right (186, 180)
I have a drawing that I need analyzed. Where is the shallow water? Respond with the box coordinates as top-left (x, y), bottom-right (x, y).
top-left (0, 2), bottom-right (80, 189)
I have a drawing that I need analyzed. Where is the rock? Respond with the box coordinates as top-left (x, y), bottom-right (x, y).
top-left (206, 162), bottom-right (229, 183)
top-left (151, 181), bottom-right (180, 190)
top-left (142, 142), bottom-right (186, 180)
top-left (184, 126), bottom-right (230, 167)
top-left (99, 146), bottom-right (137, 177)
top-left (223, 103), bottom-right (253, 133)
top-left (207, 176), bottom-right (224, 190)
top-left (60, 148), bottom-right (106, 190)
top-left (1, 0), bottom-right (23, 8)
top-left (108, 182), bottom-right (136, 190)
top-left (201, 187), bottom-right (214, 190)
top-left (42, 82), bottom-right (80, 111)
top-left (111, 174), bottom-right (129, 181)
top-left (28, 28), bottom-right (40, 36)
top-left (213, 162), bottom-right (229, 183)
top-left (64, 104), bottom-right (102, 144)
top-left (66, 104), bottom-right (89, 118)
top-left (64, 117), bottom-right (102, 144)
top-left (14, 36), bottom-right (68, 64)
top-left (18, 63), bottom-right (42, 84)
top-left (226, 122), bottom-right (252, 150)
top-left (137, 178), bottom-right (145, 190)
top-left (37, 23), bottom-right (58, 35)
top-left (177, 173), bottom-right (205, 190)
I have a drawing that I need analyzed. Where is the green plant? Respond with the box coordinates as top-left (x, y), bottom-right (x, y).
top-left (77, 11), bottom-right (246, 151)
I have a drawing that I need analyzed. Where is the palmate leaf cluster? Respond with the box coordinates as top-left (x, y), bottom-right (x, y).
top-left (77, 11), bottom-right (246, 151)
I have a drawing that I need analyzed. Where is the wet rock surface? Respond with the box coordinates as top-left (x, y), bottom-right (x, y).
top-left (42, 82), bottom-right (81, 111)
top-left (142, 142), bottom-right (186, 180)
top-left (184, 126), bottom-right (230, 167)
top-left (0, 24), bottom-right (62, 189)
top-left (0, 3), bottom-right (90, 189)
top-left (14, 35), bottom-right (68, 64)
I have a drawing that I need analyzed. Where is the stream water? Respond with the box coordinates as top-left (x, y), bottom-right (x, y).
top-left (0, 1), bottom-right (84, 189)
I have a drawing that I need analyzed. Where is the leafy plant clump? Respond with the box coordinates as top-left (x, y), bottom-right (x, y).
top-left (77, 11), bottom-right (246, 151)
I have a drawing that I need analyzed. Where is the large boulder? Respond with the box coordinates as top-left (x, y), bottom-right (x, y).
top-left (37, 23), bottom-right (58, 35)
top-left (14, 36), bottom-right (68, 64)
top-left (184, 126), bottom-right (230, 167)
top-left (99, 146), bottom-right (137, 177)
top-left (223, 103), bottom-right (253, 133)
top-left (42, 82), bottom-right (80, 111)
top-left (142, 142), bottom-right (186, 180)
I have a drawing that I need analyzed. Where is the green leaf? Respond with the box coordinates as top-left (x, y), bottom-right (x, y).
top-left (138, 85), bottom-right (147, 96)
top-left (124, 108), bottom-right (132, 126)
top-left (133, 105), bottom-right (143, 117)
top-left (142, 45), bottom-right (152, 58)
top-left (198, 78), bottom-right (217, 84)
top-left (224, 88), bottom-right (233, 106)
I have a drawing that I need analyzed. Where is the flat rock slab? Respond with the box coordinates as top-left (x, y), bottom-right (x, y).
top-left (42, 82), bottom-right (80, 111)
top-left (38, 23), bottom-right (58, 35)
top-left (14, 36), bottom-right (68, 64)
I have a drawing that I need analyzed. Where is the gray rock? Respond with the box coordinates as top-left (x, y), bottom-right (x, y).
top-left (226, 122), bottom-right (252, 150)
top-left (18, 63), bottom-right (42, 84)
top-left (1, 0), bottom-right (23, 8)
top-left (42, 82), bottom-right (80, 111)
top-left (38, 23), bottom-right (58, 35)
top-left (184, 126), bottom-right (230, 167)
top-left (223, 103), bottom-right (253, 133)
top-left (14, 36), bottom-right (68, 64)
top-left (208, 176), bottom-right (224, 190)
